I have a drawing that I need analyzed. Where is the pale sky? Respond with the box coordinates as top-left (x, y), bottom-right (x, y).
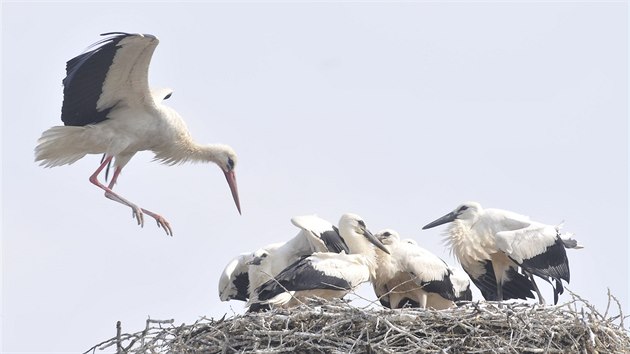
top-left (2, 1), bottom-right (628, 353)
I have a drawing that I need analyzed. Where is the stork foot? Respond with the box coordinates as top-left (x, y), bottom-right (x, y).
top-left (142, 209), bottom-right (173, 236)
top-left (102, 190), bottom-right (171, 235)
top-left (130, 205), bottom-right (145, 227)
top-left (104, 191), bottom-right (145, 227)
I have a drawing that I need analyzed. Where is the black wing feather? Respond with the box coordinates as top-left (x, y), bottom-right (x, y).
top-left (466, 261), bottom-right (535, 301)
top-left (518, 236), bottom-right (570, 282)
top-left (61, 33), bottom-right (128, 126)
top-left (320, 226), bottom-right (350, 254)
top-left (231, 271), bottom-right (250, 302)
top-left (256, 256), bottom-right (352, 301)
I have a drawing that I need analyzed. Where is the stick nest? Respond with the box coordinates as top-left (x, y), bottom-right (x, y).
top-left (86, 291), bottom-right (629, 354)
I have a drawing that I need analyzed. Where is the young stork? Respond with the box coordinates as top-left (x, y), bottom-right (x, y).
top-left (422, 201), bottom-right (580, 304)
top-left (401, 238), bottom-right (473, 304)
top-left (243, 215), bottom-right (349, 310)
top-left (372, 230), bottom-right (457, 310)
top-left (401, 238), bottom-right (472, 303)
top-left (35, 32), bottom-right (241, 236)
top-left (252, 213), bottom-right (389, 309)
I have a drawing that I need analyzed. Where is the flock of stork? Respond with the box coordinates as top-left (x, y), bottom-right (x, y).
top-left (34, 32), bottom-right (583, 312)
top-left (220, 204), bottom-right (582, 312)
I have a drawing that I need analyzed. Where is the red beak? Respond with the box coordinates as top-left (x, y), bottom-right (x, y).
top-left (224, 170), bottom-right (241, 214)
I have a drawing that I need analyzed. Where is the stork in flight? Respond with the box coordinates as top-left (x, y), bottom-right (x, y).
top-left (422, 201), bottom-right (581, 305)
top-left (34, 33), bottom-right (241, 235)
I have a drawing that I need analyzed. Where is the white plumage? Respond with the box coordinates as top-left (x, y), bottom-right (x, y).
top-left (423, 201), bottom-right (581, 304)
top-left (373, 229), bottom-right (459, 310)
top-left (35, 32), bottom-right (241, 235)
top-left (245, 215), bottom-right (349, 309)
top-left (251, 213), bottom-right (388, 310)
top-left (449, 266), bottom-right (473, 302)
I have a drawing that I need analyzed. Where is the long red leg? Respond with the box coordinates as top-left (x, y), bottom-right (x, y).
top-left (89, 157), bottom-right (173, 236)
top-left (89, 156), bottom-right (145, 226)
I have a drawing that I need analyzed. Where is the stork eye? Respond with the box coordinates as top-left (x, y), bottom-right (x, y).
top-left (383, 232), bottom-right (391, 236)
top-left (358, 220), bottom-right (366, 228)
top-left (458, 205), bottom-right (469, 212)
top-left (164, 92), bottom-right (172, 100)
top-left (227, 158), bottom-right (235, 170)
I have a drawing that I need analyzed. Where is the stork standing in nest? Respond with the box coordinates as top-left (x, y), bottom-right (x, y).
top-left (422, 201), bottom-right (582, 304)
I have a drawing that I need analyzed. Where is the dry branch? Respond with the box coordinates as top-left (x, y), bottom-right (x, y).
top-left (85, 292), bottom-right (629, 354)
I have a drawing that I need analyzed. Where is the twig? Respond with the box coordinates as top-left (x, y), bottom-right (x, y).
top-left (84, 292), bottom-right (630, 354)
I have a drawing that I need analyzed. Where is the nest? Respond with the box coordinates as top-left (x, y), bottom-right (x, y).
top-left (85, 291), bottom-right (629, 354)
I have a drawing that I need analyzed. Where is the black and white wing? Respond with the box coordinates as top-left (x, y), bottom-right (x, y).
top-left (218, 252), bottom-right (254, 302)
top-left (394, 243), bottom-right (456, 301)
top-left (291, 215), bottom-right (349, 254)
top-left (62, 32), bottom-right (159, 126)
top-left (255, 253), bottom-right (369, 303)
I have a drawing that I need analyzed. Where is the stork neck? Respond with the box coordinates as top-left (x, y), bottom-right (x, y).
top-left (358, 253), bottom-right (379, 278)
top-left (194, 144), bottom-right (230, 164)
top-left (444, 219), bottom-right (496, 267)
top-left (154, 138), bottom-right (227, 166)
top-left (342, 233), bottom-right (372, 255)
top-left (340, 232), bottom-right (378, 271)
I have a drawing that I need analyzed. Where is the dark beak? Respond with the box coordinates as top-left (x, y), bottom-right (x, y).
top-left (224, 170), bottom-right (241, 215)
top-left (363, 228), bottom-right (390, 254)
top-left (422, 211), bottom-right (458, 230)
top-left (248, 256), bottom-right (264, 266)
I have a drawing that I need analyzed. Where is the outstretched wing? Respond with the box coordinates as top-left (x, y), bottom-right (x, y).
top-left (62, 32), bottom-right (160, 126)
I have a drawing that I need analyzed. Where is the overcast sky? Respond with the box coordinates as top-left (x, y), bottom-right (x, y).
top-left (2, 1), bottom-right (628, 352)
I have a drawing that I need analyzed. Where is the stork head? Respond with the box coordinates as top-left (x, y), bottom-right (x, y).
top-left (338, 213), bottom-right (390, 254)
top-left (209, 144), bottom-right (241, 215)
top-left (375, 229), bottom-right (401, 246)
top-left (248, 249), bottom-right (269, 266)
top-left (422, 201), bottom-right (482, 230)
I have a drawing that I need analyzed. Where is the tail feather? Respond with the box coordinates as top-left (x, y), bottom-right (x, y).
top-left (35, 126), bottom-right (91, 167)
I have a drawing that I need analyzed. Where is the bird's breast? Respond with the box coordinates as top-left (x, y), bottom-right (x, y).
top-left (445, 221), bottom-right (498, 267)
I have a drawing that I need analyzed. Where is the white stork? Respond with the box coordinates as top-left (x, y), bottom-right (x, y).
top-left (401, 238), bottom-right (472, 303)
top-left (422, 201), bottom-right (581, 305)
top-left (244, 215), bottom-right (350, 310)
top-left (34, 32), bottom-right (241, 236)
top-left (252, 213), bottom-right (389, 310)
top-left (399, 238), bottom-right (472, 302)
top-left (372, 230), bottom-right (458, 310)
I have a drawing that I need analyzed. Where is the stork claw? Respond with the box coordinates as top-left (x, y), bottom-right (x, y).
top-left (104, 190), bottom-right (145, 227)
top-left (141, 208), bottom-right (173, 236)
top-left (103, 189), bottom-right (170, 235)
top-left (155, 217), bottom-right (173, 236)
top-left (130, 205), bottom-right (144, 227)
